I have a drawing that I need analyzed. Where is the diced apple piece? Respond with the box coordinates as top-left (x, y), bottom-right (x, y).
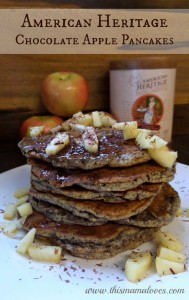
top-left (29, 126), bottom-right (45, 137)
top-left (17, 216), bottom-right (27, 228)
top-left (82, 126), bottom-right (98, 153)
top-left (69, 123), bottom-right (86, 131)
top-left (61, 113), bottom-right (84, 129)
top-left (125, 251), bottom-right (152, 282)
top-left (3, 204), bottom-right (17, 220)
top-left (92, 111), bottom-right (102, 127)
top-left (16, 228), bottom-right (36, 255)
top-left (77, 114), bottom-right (93, 126)
top-left (0, 222), bottom-right (7, 231)
top-left (3, 221), bottom-right (18, 236)
top-left (17, 202), bottom-right (33, 218)
top-left (50, 124), bottom-right (63, 133)
top-left (71, 111), bottom-right (91, 126)
top-left (155, 257), bottom-right (185, 276)
top-left (149, 135), bottom-right (168, 148)
top-left (28, 244), bottom-right (62, 263)
top-left (12, 217), bottom-right (27, 230)
top-left (0, 222), bottom-right (12, 232)
top-left (136, 132), bottom-right (167, 149)
top-left (45, 132), bottom-right (69, 156)
top-left (157, 246), bottom-right (186, 263)
top-left (112, 121), bottom-right (139, 140)
top-left (60, 119), bottom-right (72, 131)
top-left (14, 188), bottom-right (29, 199)
top-left (112, 122), bottom-right (126, 130)
top-left (155, 231), bottom-right (183, 252)
top-left (135, 131), bottom-right (149, 148)
top-left (123, 121), bottom-right (139, 140)
top-left (137, 129), bottom-right (152, 135)
top-left (72, 111), bottom-right (84, 120)
top-left (16, 195), bottom-right (29, 206)
top-left (0, 218), bottom-right (26, 234)
top-left (112, 121), bottom-right (139, 139)
top-left (99, 112), bottom-right (116, 126)
top-left (176, 204), bottom-right (184, 216)
top-left (81, 114), bottom-right (93, 126)
top-left (148, 146), bottom-right (178, 168)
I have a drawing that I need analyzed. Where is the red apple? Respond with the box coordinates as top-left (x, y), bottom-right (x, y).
top-left (41, 72), bottom-right (88, 117)
top-left (20, 115), bottom-right (63, 138)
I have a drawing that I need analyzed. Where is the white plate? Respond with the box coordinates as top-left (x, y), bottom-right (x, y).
top-left (0, 163), bottom-right (189, 300)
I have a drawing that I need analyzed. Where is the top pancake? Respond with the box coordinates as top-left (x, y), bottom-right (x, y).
top-left (18, 128), bottom-right (151, 170)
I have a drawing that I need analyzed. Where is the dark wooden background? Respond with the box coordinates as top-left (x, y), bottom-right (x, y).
top-left (0, 1), bottom-right (189, 172)
top-left (0, 0), bottom-right (189, 9)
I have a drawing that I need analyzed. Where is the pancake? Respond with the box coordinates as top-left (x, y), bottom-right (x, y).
top-left (29, 158), bottom-right (175, 191)
top-left (30, 197), bottom-right (105, 226)
top-left (18, 128), bottom-right (151, 170)
top-left (120, 184), bottom-right (180, 227)
top-left (18, 123), bottom-right (179, 260)
top-left (23, 210), bottom-right (158, 259)
top-left (29, 183), bottom-right (179, 228)
top-left (29, 186), bottom-right (154, 221)
top-left (32, 176), bottom-right (162, 202)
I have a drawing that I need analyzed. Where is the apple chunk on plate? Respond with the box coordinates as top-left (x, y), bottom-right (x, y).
top-left (3, 204), bottom-right (17, 220)
top-left (148, 146), bottom-right (178, 168)
top-left (155, 231), bottom-right (183, 252)
top-left (157, 246), bottom-right (186, 263)
top-left (17, 202), bottom-right (33, 218)
top-left (16, 228), bottom-right (36, 255)
top-left (155, 257), bottom-right (185, 276)
top-left (125, 251), bottom-right (152, 282)
top-left (28, 244), bottom-right (62, 263)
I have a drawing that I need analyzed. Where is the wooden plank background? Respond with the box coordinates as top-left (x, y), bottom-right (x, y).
top-left (0, 54), bottom-right (189, 140)
top-left (0, 1), bottom-right (188, 171)
top-left (0, 0), bottom-right (188, 9)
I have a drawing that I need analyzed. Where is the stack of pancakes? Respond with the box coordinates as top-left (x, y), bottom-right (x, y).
top-left (18, 128), bottom-right (180, 259)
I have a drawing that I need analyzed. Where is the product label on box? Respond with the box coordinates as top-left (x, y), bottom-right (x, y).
top-left (110, 68), bottom-right (176, 141)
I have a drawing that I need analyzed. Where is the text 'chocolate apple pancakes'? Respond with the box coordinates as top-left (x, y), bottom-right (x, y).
top-left (18, 118), bottom-right (180, 259)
